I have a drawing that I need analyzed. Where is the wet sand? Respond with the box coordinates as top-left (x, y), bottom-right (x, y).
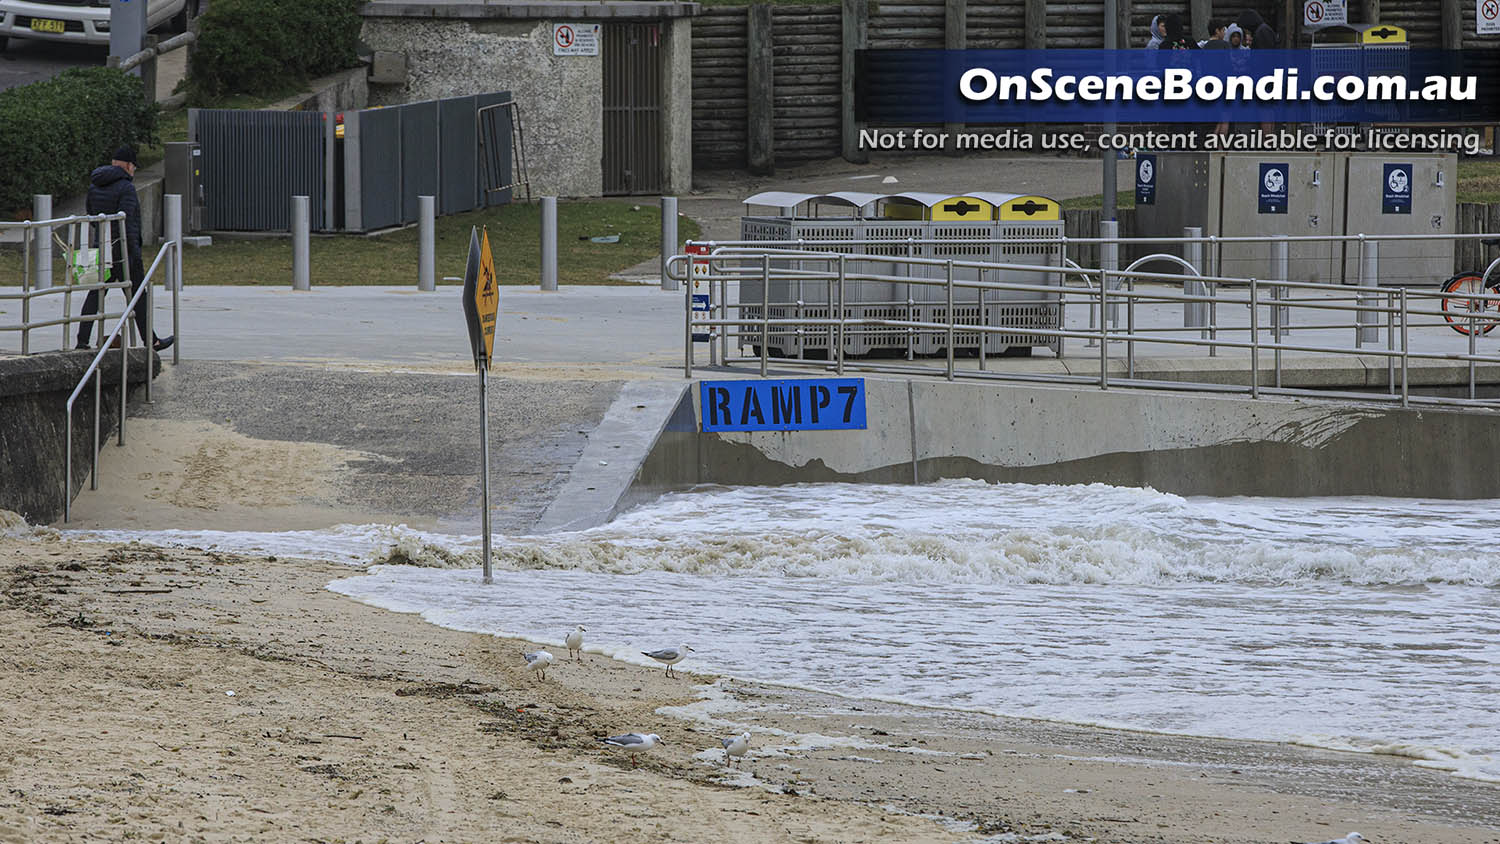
top-left (1, 535), bottom-right (1496, 844)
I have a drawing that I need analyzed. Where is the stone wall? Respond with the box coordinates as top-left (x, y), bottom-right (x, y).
top-left (361, 18), bottom-right (605, 198)
top-left (0, 350), bottom-right (157, 525)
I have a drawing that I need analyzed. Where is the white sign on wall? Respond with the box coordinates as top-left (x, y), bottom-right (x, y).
top-left (553, 23), bottom-right (600, 56)
top-left (1304, 0), bottom-right (1347, 26)
top-left (1480, 0), bottom-right (1500, 35)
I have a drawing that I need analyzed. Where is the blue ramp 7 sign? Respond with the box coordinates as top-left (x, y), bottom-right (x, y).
top-left (700, 379), bottom-right (867, 432)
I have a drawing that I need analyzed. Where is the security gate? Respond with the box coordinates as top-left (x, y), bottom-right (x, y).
top-left (603, 23), bottom-right (663, 195)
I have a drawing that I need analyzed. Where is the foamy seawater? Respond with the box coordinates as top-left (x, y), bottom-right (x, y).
top-left (76, 481), bottom-right (1500, 783)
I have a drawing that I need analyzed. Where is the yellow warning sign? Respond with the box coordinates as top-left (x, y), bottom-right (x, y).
top-left (475, 227), bottom-right (499, 365)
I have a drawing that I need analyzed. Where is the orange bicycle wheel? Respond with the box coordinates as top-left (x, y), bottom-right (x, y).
top-left (1441, 274), bottom-right (1499, 336)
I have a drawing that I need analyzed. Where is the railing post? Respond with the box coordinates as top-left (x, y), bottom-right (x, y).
top-left (683, 253), bottom-right (693, 378)
top-left (33, 195), bottom-right (52, 290)
top-left (1183, 226), bottom-right (1206, 330)
top-left (21, 219), bottom-right (30, 355)
top-left (540, 196), bottom-right (558, 291)
top-left (292, 196), bottom-right (311, 291)
top-left (418, 195), bottom-right (436, 292)
top-left (96, 219), bottom-right (110, 346)
top-left (1100, 219), bottom-right (1119, 329)
top-left (1208, 234), bottom-right (1219, 356)
top-left (1400, 287), bottom-right (1409, 408)
top-left (660, 196), bottom-right (679, 292)
top-left (760, 254), bottom-right (770, 378)
top-left (836, 255), bottom-right (847, 376)
top-left (1271, 235), bottom-right (1290, 332)
top-left (1357, 238), bottom-right (1379, 345)
top-left (1098, 268), bottom-right (1109, 389)
top-left (1249, 278), bottom-right (1259, 400)
top-left (945, 259), bottom-right (955, 381)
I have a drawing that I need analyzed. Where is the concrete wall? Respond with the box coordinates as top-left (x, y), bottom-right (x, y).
top-left (361, 18), bottom-right (603, 197)
top-left (359, 2), bottom-right (697, 197)
top-left (0, 350), bottom-right (157, 524)
top-left (632, 377), bottom-right (1500, 500)
top-left (267, 66), bottom-right (370, 114)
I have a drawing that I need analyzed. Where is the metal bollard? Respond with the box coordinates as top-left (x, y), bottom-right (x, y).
top-left (660, 196), bottom-right (679, 292)
top-left (33, 195), bottom-right (52, 290)
top-left (418, 195), bottom-right (436, 292)
top-left (1183, 226), bottom-right (1206, 330)
top-left (540, 196), bottom-right (558, 291)
top-left (1357, 239), bottom-right (1379, 345)
top-left (164, 194), bottom-right (183, 364)
top-left (292, 196), bottom-right (311, 291)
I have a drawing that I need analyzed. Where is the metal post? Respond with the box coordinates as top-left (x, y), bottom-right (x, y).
top-left (1208, 235), bottom-right (1219, 356)
top-left (683, 257), bottom-right (693, 378)
top-left (292, 196), bottom-right (311, 291)
top-left (1098, 270), bottom-right (1109, 389)
top-left (479, 359), bottom-right (493, 584)
top-left (96, 220), bottom-right (110, 345)
top-left (418, 195), bottom-right (436, 292)
top-left (1468, 294), bottom-right (1477, 400)
top-left (1249, 278), bottom-right (1259, 400)
top-left (1272, 235), bottom-right (1290, 332)
top-left (1272, 283), bottom-right (1282, 389)
top-left (1387, 290), bottom-right (1396, 394)
top-left (836, 255), bottom-right (847, 376)
top-left (660, 197), bottom-right (679, 291)
top-left (21, 220), bottom-right (30, 355)
top-left (1100, 220), bottom-right (1119, 329)
top-left (1400, 287), bottom-right (1409, 408)
top-left (1126, 272), bottom-right (1135, 379)
top-left (33, 195), bottom-right (52, 290)
top-left (945, 260), bottom-right (955, 381)
top-left (760, 255), bottom-right (770, 378)
top-left (1357, 238), bottom-right (1379, 345)
top-left (540, 196), bottom-right (558, 291)
top-left (165, 194), bottom-right (182, 365)
top-left (1184, 226), bottom-right (1206, 330)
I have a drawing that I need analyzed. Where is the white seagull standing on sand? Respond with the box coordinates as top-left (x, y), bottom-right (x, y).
top-left (601, 732), bottom-right (663, 768)
top-left (522, 649), bottom-right (555, 680)
top-left (1296, 834), bottom-right (1367, 844)
top-left (721, 731), bottom-right (751, 767)
top-left (565, 625), bottom-right (586, 662)
top-left (642, 645), bottom-right (693, 678)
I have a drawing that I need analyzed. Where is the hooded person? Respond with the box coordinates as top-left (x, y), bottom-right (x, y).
top-left (76, 145), bottom-right (174, 352)
top-left (1236, 9), bottom-right (1278, 49)
top-left (1157, 13), bottom-right (1198, 49)
top-left (1224, 22), bottom-right (1248, 48)
top-left (1146, 15), bottom-right (1165, 49)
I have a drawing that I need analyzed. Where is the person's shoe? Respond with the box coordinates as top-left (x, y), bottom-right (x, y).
top-left (153, 335), bottom-right (175, 352)
top-left (75, 341), bottom-right (91, 350)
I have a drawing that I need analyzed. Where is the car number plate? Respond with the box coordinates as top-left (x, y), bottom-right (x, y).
top-left (30, 18), bottom-right (66, 34)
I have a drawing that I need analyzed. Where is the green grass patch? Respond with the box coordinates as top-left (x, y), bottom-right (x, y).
top-left (1060, 190), bottom-right (1137, 211)
top-left (180, 200), bottom-right (699, 286)
top-left (1458, 157), bottom-right (1500, 204)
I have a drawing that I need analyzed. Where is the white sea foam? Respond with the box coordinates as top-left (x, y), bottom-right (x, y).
top-left (68, 481), bottom-right (1500, 785)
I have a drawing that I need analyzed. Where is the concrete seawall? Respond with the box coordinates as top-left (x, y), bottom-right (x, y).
top-left (628, 377), bottom-right (1500, 502)
top-left (0, 350), bottom-right (158, 523)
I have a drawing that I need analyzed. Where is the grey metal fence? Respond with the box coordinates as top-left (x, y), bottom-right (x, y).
top-left (190, 109), bottom-right (331, 231)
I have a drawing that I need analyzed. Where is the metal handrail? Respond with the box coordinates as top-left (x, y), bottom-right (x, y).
top-left (678, 245), bottom-right (1500, 409)
top-left (2, 213), bottom-right (128, 354)
top-left (62, 240), bottom-right (175, 523)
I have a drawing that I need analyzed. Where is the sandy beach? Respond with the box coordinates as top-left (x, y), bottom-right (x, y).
top-left (2, 533), bottom-right (1496, 844)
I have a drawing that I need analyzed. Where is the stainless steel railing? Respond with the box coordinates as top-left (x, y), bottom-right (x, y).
top-left (670, 242), bottom-right (1500, 410)
top-left (62, 238), bottom-right (179, 522)
top-left (1, 213), bottom-right (128, 354)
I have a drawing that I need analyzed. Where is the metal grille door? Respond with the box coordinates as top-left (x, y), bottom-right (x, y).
top-left (603, 23), bottom-right (663, 195)
top-left (193, 110), bottom-right (326, 231)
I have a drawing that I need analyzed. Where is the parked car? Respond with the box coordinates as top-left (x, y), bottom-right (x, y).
top-left (0, 0), bottom-right (191, 50)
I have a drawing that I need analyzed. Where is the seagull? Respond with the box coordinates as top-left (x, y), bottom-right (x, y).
top-left (721, 731), bottom-right (751, 767)
top-left (601, 732), bottom-right (663, 768)
top-left (523, 650), bottom-right (555, 680)
top-left (565, 625), bottom-right (586, 662)
top-left (642, 645), bottom-right (693, 678)
top-left (1295, 834), bottom-right (1367, 844)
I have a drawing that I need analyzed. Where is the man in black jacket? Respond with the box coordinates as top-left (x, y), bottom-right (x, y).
top-left (76, 145), bottom-right (174, 352)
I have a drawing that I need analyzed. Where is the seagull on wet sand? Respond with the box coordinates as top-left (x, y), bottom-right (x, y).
top-left (601, 732), bottom-right (663, 767)
top-left (523, 650), bottom-right (555, 680)
top-left (721, 731), bottom-right (751, 767)
top-left (1295, 833), bottom-right (1367, 844)
top-left (565, 625), bottom-right (586, 662)
top-left (642, 645), bottom-right (693, 678)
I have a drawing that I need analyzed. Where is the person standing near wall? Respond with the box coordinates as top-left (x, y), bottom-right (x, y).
top-left (76, 145), bottom-right (174, 353)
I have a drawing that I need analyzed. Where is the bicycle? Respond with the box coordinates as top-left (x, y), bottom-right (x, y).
top-left (1441, 238), bottom-right (1500, 335)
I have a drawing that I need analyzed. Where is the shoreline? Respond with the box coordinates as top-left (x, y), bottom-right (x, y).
top-left (2, 535), bottom-right (1497, 843)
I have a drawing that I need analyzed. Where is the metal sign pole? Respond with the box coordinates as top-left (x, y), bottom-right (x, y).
top-left (479, 357), bottom-right (492, 584)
